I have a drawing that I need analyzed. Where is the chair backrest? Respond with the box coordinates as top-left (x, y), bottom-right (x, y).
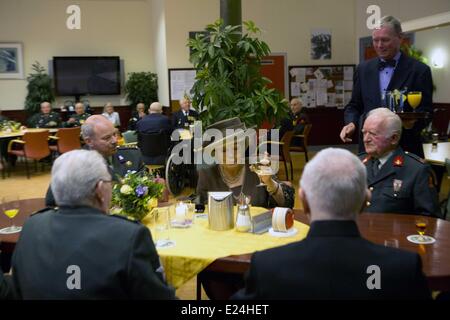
top-left (280, 130), bottom-right (294, 162)
top-left (302, 123), bottom-right (312, 144)
top-left (22, 130), bottom-right (51, 160)
top-left (56, 127), bottom-right (81, 154)
top-left (432, 108), bottom-right (449, 139)
top-left (123, 130), bottom-right (138, 144)
top-left (138, 130), bottom-right (170, 159)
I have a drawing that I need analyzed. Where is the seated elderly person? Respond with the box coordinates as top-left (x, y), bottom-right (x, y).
top-left (233, 148), bottom-right (430, 300)
top-left (361, 108), bottom-right (439, 216)
top-left (45, 115), bottom-right (145, 207)
top-left (279, 97), bottom-right (309, 140)
top-left (63, 102), bottom-right (91, 127)
top-left (196, 118), bottom-right (294, 208)
top-left (102, 102), bottom-right (121, 128)
top-left (27, 101), bottom-right (61, 128)
top-left (172, 97), bottom-right (199, 129)
top-left (127, 102), bottom-right (147, 130)
top-left (11, 149), bottom-right (176, 299)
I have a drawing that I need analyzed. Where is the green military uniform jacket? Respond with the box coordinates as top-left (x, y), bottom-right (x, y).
top-left (11, 206), bottom-right (176, 299)
top-left (63, 113), bottom-right (90, 128)
top-left (360, 147), bottom-right (440, 217)
top-left (27, 112), bottom-right (61, 128)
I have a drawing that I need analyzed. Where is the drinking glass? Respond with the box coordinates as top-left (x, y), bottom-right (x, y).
top-left (415, 218), bottom-right (427, 242)
top-left (407, 92), bottom-right (422, 111)
top-left (1, 196), bottom-right (22, 234)
top-left (153, 207), bottom-right (175, 248)
top-left (249, 153), bottom-right (273, 187)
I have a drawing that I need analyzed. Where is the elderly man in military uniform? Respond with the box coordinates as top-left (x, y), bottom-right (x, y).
top-left (360, 108), bottom-right (439, 216)
top-left (279, 98), bottom-right (310, 146)
top-left (11, 150), bottom-right (176, 299)
top-left (63, 102), bottom-right (91, 128)
top-left (27, 101), bottom-right (61, 128)
top-left (45, 115), bottom-right (146, 206)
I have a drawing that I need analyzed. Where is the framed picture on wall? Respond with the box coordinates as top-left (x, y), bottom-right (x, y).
top-left (0, 42), bottom-right (24, 79)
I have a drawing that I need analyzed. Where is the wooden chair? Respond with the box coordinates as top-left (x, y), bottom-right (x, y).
top-left (290, 123), bottom-right (312, 163)
top-left (7, 130), bottom-right (51, 179)
top-left (48, 127), bottom-right (81, 155)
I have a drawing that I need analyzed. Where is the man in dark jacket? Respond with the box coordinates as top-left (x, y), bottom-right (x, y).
top-left (137, 102), bottom-right (173, 135)
top-left (233, 148), bottom-right (430, 300)
top-left (171, 97), bottom-right (198, 129)
top-left (340, 16), bottom-right (433, 158)
top-left (361, 108), bottom-right (439, 216)
top-left (45, 115), bottom-right (145, 206)
top-left (12, 150), bottom-right (176, 299)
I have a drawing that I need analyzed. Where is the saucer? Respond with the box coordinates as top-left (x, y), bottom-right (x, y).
top-left (268, 227), bottom-right (297, 238)
top-left (406, 235), bottom-right (436, 244)
top-left (0, 226), bottom-right (22, 234)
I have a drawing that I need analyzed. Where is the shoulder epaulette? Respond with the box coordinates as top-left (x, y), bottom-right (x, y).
top-left (404, 151), bottom-right (426, 164)
top-left (110, 213), bottom-right (140, 224)
top-left (30, 207), bottom-right (57, 216)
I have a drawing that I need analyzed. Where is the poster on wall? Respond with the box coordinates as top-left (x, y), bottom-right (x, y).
top-left (310, 29), bottom-right (331, 60)
top-left (0, 42), bottom-right (24, 79)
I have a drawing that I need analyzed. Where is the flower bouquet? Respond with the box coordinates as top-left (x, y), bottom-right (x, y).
top-left (111, 171), bottom-right (164, 221)
top-left (0, 120), bottom-right (22, 132)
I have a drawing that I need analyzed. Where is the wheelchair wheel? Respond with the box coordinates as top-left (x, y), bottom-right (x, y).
top-left (165, 152), bottom-right (185, 196)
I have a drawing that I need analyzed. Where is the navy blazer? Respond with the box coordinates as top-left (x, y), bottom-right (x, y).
top-left (344, 53), bottom-right (433, 157)
top-left (232, 220), bottom-right (431, 300)
top-left (136, 113), bottom-right (173, 135)
top-left (171, 109), bottom-right (199, 129)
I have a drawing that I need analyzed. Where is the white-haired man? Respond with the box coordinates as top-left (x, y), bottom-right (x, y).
top-left (171, 97), bottom-right (198, 129)
top-left (27, 101), bottom-right (61, 128)
top-left (233, 148), bottom-right (430, 300)
top-left (361, 108), bottom-right (439, 216)
top-left (11, 150), bottom-right (176, 299)
top-left (64, 102), bottom-right (91, 127)
top-left (340, 16), bottom-right (432, 158)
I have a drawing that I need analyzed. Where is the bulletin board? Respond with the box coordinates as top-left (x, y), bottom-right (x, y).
top-left (168, 68), bottom-right (196, 112)
top-left (288, 64), bottom-right (355, 108)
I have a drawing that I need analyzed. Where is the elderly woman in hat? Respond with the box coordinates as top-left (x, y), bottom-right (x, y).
top-left (196, 118), bottom-right (294, 208)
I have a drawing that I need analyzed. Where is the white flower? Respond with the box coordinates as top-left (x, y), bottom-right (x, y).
top-left (120, 185), bottom-right (133, 195)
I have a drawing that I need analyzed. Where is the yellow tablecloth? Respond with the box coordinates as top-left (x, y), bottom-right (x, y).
top-left (143, 207), bottom-right (309, 288)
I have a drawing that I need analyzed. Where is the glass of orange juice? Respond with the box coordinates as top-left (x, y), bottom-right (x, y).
top-left (1, 196), bottom-right (22, 234)
top-left (407, 91), bottom-right (422, 111)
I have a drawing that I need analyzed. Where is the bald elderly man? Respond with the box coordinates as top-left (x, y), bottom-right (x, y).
top-left (45, 115), bottom-right (145, 207)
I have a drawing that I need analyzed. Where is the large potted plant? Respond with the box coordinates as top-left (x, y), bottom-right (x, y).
top-left (124, 72), bottom-right (158, 109)
top-left (24, 62), bottom-right (55, 115)
top-left (188, 19), bottom-right (289, 128)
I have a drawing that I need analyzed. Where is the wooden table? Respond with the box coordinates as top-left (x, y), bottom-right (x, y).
top-left (0, 128), bottom-right (58, 139)
top-left (423, 142), bottom-right (450, 166)
top-left (2, 201), bottom-right (450, 294)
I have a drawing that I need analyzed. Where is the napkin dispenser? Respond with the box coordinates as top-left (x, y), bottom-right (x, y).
top-left (208, 191), bottom-right (234, 231)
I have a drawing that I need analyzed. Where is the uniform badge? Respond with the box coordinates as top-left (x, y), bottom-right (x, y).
top-left (118, 155), bottom-right (125, 164)
top-left (362, 155), bottom-right (371, 165)
top-left (393, 179), bottom-right (403, 192)
top-left (80, 120), bottom-right (85, 124)
top-left (393, 155), bottom-right (404, 167)
top-left (126, 161), bottom-right (133, 167)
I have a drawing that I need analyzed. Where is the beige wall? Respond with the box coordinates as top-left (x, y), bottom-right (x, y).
top-left (0, 0), bottom-right (153, 110)
top-left (415, 24), bottom-right (450, 103)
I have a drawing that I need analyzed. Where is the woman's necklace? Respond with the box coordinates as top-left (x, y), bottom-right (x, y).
top-left (218, 165), bottom-right (245, 186)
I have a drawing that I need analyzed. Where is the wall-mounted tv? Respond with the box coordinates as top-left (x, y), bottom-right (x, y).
top-left (53, 56), bottom-right (121, 96)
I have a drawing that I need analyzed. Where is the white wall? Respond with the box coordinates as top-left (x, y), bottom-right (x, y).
top-left (0, 0), bottom-right (153, 110)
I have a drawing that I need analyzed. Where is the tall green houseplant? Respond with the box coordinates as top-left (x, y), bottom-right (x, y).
top-left (125, 72), bottom-right (158, 109)
top-left (24, 62), bottom-right (54, 115)
top-left (188, 19), bottom-right (288, 128)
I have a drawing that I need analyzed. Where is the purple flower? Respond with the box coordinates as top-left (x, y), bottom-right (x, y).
top-left (135, 185), bottom-right (148, 198)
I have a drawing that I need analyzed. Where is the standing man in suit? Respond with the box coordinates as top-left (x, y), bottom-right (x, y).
top-left (12, 150), bottom-right (176, 299)
top-left (137, 102), bottom-right (173, 135)
top-left (360, 108), bottom-right (439, 216)
top-left (233, 147), bottom-right (431, 300)
top-left (172, 97), bottom-right (198, 129)
top-left (340, 16), bottom-right (433, 158)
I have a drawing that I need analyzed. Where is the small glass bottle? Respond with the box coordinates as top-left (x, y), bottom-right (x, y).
top-left (235, 202), bottom-right (252, 232)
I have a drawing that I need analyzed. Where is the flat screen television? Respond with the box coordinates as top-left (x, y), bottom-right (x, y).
top-left (53, 56), bottom-right (121, 96)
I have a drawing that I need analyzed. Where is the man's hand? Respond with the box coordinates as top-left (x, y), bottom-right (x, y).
top-left (340, 123), bottom-right (356, 143)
